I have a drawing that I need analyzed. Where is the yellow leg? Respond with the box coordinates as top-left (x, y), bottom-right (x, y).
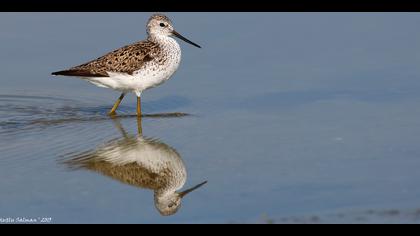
top-left (108, 93), bottom-right (125, 116)
top-left (137, 96), bottom-right (142, 117)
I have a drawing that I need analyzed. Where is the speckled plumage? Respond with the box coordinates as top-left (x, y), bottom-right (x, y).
top-left (52, 14), bottom-right (200, 97)
top-left (60, 40), bottom-right (161, 77)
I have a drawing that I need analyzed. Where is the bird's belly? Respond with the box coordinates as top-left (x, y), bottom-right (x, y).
top-left (83, 60), bottom-right (180, 93)
top-left (133, 63), bottom-right (178, 90)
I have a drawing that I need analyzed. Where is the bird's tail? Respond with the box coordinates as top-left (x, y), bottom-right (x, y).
top-left (51, 69), bottom-right (108, 77)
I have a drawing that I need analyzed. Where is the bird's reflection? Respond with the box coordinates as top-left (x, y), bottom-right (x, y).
top-left (62, 116), bottom-right (207, 216)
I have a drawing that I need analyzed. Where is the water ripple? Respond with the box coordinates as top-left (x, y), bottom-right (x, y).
top-left (0, 94), bottom-right (191, 134)
top-left (0, 94), bottom-right (192, 174)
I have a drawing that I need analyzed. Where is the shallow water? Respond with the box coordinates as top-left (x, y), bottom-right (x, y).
top-left (1, 13), bottom-right (420, 223)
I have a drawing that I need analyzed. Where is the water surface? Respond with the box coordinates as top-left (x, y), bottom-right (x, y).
top-left (1, 13), bottom-right (420, 223)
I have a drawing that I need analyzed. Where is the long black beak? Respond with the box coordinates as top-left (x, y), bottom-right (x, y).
top-left (179, 181), bottom-right (207, 198)
top-left (172, 30), bottom-right (201, 48)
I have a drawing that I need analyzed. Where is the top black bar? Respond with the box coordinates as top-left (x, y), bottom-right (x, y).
top-left (2, 0), bottom-right (420, 11)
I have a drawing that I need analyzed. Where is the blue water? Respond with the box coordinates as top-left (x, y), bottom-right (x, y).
top-left (1, 13), bottom-right (420, 223)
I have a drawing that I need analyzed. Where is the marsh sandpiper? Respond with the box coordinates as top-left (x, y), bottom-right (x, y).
top-left (52, 14), bottom-right (201, 117)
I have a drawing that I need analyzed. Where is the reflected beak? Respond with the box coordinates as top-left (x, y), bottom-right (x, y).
top-left (179, 181), bottom-right (208, 198)
top-left (172, 30), bottom-right (201, 48)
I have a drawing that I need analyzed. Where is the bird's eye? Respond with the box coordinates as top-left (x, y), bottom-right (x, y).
top-left (160, 23), bottom-right (165, 27)
top-left (168, 203), bottom-right (174, 208)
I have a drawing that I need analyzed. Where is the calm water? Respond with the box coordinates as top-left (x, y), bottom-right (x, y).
top-left (1, 13), bottom-right (420, 223)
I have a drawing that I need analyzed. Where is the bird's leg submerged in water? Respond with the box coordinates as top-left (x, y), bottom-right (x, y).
top-left (108, 93), bottom-right (125, 116)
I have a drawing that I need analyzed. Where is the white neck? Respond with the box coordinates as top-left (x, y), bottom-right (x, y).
top-left (149, 34), bottom-right (177, 46)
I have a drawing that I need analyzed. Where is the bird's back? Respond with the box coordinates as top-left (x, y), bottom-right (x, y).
top-left (52, 40), bottom-right (161, 77)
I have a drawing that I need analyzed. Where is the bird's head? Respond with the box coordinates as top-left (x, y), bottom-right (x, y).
top-left (147, 14), bottom-right (201, 48)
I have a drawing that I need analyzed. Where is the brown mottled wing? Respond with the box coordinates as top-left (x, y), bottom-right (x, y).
top-left (63, 153), bottom-right (172, 190)
top-left (61, 137), bottom-right (176, 190)
top-left (52, 40), bottom-right (159, 77)
top-left (84, 162), bottom-right (172, 190)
